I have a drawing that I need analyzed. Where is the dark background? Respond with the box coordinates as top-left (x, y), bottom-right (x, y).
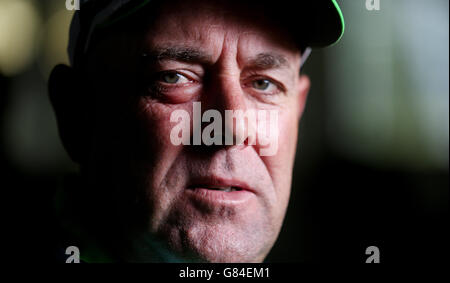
top-left (1, 0), bottom-right (448, 263)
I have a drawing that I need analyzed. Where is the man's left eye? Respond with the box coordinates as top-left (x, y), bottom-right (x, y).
top-left (252, 79), bottom-right (271, 90)
top-left (251, 79), bottom-right (280, 94)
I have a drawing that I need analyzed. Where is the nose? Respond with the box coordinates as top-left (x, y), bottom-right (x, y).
top-left (201, 70), bottom-right (255, 148)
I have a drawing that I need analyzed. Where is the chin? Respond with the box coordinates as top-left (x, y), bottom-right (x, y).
top-left (162, 219), bottom-right (275, 263)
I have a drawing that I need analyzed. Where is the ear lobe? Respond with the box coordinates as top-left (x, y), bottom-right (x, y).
top-left (48, 64), bottom-right (88, 164)
top-left (297, 74), bottom-right (311, 119)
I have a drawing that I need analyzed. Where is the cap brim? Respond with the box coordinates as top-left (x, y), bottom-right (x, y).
top-left (102, 0), bottom-right (344, 48)
top-left (255, 0), bottom-right (344, 49)
top-left (306, 0), bottom-right (345, 47)
top-left (69, 0), bottom-right (344, 66)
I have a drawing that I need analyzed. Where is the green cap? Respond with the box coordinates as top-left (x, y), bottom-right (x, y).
top-left (68, 0), bottom-right (345, 66)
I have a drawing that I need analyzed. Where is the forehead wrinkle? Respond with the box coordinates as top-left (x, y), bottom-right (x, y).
top-left (143, 2), bottom-right (301, 73)
top-left (145, 19), bottom-right (225, 60)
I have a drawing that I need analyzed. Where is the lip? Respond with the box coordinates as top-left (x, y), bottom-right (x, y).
top-left (185, 176), bottom-right (256, 206)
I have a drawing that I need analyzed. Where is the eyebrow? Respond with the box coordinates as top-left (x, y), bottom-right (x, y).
top-left (247, 53), bottom-right (290, 70)
top-left (142, 47), bottom-right (290, 70)
top-left (142, 47), bottom-right (212, 64)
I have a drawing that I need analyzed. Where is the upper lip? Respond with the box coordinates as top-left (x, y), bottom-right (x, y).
top-left (187, 176), bottom-right (256, 194)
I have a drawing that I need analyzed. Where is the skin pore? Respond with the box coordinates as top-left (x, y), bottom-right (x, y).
top-left (51, 0), bottom-right (310, 262)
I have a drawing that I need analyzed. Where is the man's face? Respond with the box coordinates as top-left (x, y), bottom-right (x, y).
top-left (83, 0), bottom-right (309, 262)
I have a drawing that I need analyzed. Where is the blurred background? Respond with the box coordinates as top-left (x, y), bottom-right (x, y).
top-left (0, 0), bottom-right (448, 263)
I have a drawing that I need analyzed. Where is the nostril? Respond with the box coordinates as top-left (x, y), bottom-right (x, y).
top-left (240, 137), bottom-right (250, 147)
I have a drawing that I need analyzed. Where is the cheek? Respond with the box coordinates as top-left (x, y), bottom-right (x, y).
top-left (135, 99), bottom-right (188, 157)
top-left (277, 110), bottom-right (299, 174)
top-left (264, 108), bottom-right (299, 168)
top-left (123, 98), bottom-right (188, 194)
top-left (133, 99), bottom-right (194, 188)
top-left (133, 100), bottom-right (193, 226)
top-left (259, 109), bottom-right (299, 210)
top-left (282, 110), bottom-right (300, 155)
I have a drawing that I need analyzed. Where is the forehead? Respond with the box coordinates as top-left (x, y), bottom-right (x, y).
top-left (143, 0), bottom-right (300, 62)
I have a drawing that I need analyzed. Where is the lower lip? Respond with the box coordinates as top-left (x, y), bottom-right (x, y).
top-left (185, 187), bottom-right (254, 206)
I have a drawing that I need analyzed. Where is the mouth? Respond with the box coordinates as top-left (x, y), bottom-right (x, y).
top-left (187, 185), bottom-right (242, 192)
top-left (185, 178), bottom-right (255, 206)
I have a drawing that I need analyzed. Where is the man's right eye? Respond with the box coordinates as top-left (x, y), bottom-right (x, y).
top-left (158, 72), bottom-right (191, 84)
top-left (144, 70), bottom-right (201, 103)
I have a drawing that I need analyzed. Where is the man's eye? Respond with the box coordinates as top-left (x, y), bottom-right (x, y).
top-left (159, 72), bottom-right (190, 84)
top-left (252, 79), bottom-right (271, 90)
top-left (251, 79), bottom-right (282, 95)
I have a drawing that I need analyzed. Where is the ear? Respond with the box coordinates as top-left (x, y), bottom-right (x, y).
top-left (296, 74), bottom-right (311, 120)
top-left (48, 64), bottom-right (89, 164)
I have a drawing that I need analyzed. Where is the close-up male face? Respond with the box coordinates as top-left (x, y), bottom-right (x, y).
top-left (49, 0), bottom-right (342, 262)
top-left (126, 2), bottom-right (306, 262)
top-left (3, 0), bottom-right (448, 268)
